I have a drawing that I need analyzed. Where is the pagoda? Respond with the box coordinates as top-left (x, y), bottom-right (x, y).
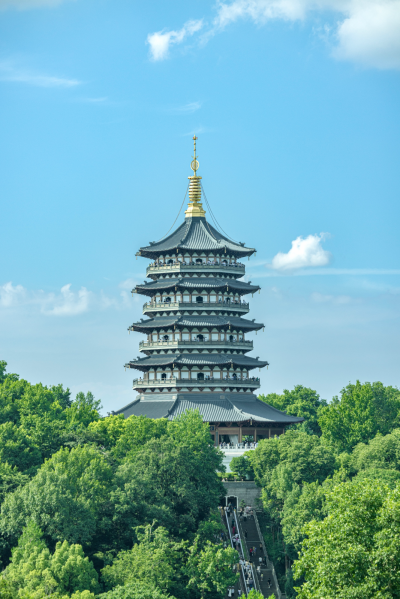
top-left (114, 138), bottom-right (303, 445)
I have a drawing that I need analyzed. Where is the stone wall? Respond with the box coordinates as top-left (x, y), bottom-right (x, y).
top-left (222, 481), bottom-right (261, 507)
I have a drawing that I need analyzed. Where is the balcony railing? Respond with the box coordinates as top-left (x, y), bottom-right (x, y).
top-left (132, 377), bottom-right (261, 388)
top-left (146, 262), bottom-right (245, 276)
top-left (142, 300), bottom-right (250, 313)
top-left (139, 339), bottom-right (253, 350)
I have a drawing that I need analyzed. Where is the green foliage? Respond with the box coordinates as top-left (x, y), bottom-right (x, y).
top-left (98, 582), bottom-right (175, 599)
top-left (4, 521), bottom-right (99, 598)
top-left (102, 523), bottom-right (186, 595)
top-left (0, 445), bottom-right (113, 549)
top-left (229, 453), bottom-right (254, 479)
top-left (318, 381), bottom-right (400, 453)
top-left (259, 386), bottom-right (327, 435)
top-left (187, 539), bottom-right (238, 598)
top-left (281, 482), bottom-right (326, 558)
top-left (66, 392), bottom-right (101, 429)
top-left (247, 591), bottom-right (266, 599)
top-left (294, 479), bottom-right (400, 598)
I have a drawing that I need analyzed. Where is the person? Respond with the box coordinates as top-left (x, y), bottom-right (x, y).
top-left (259, 542), bottom-right (263, 553)
top-left (238, 590), bottom-right (242, 597)
top-left (232, 517), bottom-right (235, 527)
top-left (257, 565), bottom-right (261, 574)
top-left (267, 578), bottom-right (272, 588)
top-left (259, 556), bottom-right (262, 567)
top-left (232, 525), bottom-right (236, 535)
top-left (260, 573), bottom-right (264, 582)
top-left (253, 546), bottom-right (256, 556)
top-left (244, 529), bottom-right (248, 539)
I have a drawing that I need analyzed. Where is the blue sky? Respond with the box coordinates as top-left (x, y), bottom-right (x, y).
top-left (1, 0), bottom-right (399, 413)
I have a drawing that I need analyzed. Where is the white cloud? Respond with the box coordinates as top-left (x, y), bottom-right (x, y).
top-left (0, 282), bottom-right (91, 315)
top-left (155, 0), bottom-right (400, 69)
top-left (0, 60), bottom-right (80, 88)
top-left (0, 282), bottom-right (26, 307)
top-left (0, 0), bottom-right (71, 9)
top-left (41, 284), bottom-right (91, 316)
top-left (147, 19), bottom-right (203, 61)
top-left (269, 233), bottom-right (332, 270)
top-left (335, 0), bottom-right (400, 69)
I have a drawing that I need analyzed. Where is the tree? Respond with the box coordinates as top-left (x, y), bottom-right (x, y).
top-left (351, 428), bottom-right (400, 472)
top-left (281, 482), bottom-right (326, 558)
top-left (0, 445), bottom-right (113, 550)
top-left (251, 431), bottom-right (335, 521)
top-left (259, 386), bottom-right (327, 435)
top-left (293, 479), bottom-right (400, 598)
top-left (318, 381), bottom-right (400, 453)
top-left (111, 412), bottom-right (224, 543)
top-left (230, 453), bottom-right (254, 479)
top-left (98, 582), bottom-right (175, 599)
top-left (186, 540), bottom-right (238, 598)
top-left (4, 521), bottom-right (99, 598)
top-left (66, 392), bottom-right (102, 429)
top-left (101, 523), bottom-right (187, 596)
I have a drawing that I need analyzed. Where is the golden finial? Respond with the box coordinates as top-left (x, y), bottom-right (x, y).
top-left (185, 135), bottom-right (205, 218)
top-left (191, 135), bottom-right (199, 176)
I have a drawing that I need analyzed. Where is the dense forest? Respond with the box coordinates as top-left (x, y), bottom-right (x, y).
top-left (1, 360), bottom-right (400, 598)
top-left (231, 383), bottom-right (400, 597)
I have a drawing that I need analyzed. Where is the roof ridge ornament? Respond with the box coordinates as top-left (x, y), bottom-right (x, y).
top-left (185, 135), bottom-right (206, 219)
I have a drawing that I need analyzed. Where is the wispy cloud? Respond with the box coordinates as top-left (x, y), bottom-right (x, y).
top-left (252, 268), bottom-right (400, 278)
top-left (147, 19), bottom-right (203, 61)
top-left (79, 96), bottom-right (108, 103)
top-left (0, 60), bottom-right (80, 88)
top-left (0, 280), bottom-right (140, 316)
top-left (311, 292), bottom-right (354, 305)
top-left (170, 101), bottom-right (202, 114)
top-left (268, 233), bottom-right (332, 271)
top-left (148, 0), bottom-right (400, 70)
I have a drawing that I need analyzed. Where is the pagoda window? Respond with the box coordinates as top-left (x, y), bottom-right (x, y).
top-left (167, 259), bottom-right (174, 265)
top-left (196, 296), bottom-right (203, 303)
top-left (211, 333), bottom-right (218, 341)
top-left (152, 334), bottom-right (158, 341)
top-left (149, 371), bottom-right (155, 380)
top-left (161, 373), bottom-right (167, 381)
top-left (162, 334), bottom-right (169, 341)
top-left (181, 333), bottom-right (189, 340)
top-left (164, 297), bottom-right (171, 303)
top-left (197, 372), bottom-right (204, 381)
top-left (181, 370), bottom-right (189, 379)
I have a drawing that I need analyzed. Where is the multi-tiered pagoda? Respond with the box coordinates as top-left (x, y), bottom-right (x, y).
top-left (114, 138), bottom-right (302, 445)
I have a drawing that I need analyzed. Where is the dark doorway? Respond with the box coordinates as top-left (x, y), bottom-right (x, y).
top-left (227, 496), bottom-right (238, 508)
top-left (197, 372), bottom-right (204, 381)
top-left (196, 296), bottom-right (203, 303)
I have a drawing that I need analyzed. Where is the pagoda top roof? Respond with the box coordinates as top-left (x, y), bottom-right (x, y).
top-left (137, 217), bottom-right (256, 259)
top-left (125, 352), bottom-right (269, 371)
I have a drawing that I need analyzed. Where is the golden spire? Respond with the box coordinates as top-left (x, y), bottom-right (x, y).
top-left (185, 135), bottom-right (206, 218)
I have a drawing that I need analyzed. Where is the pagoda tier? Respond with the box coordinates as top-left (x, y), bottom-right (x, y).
top-left (116, 137), bottom-right (304, 439)
top-left (133, 276), bottom-right (260, 297)
top-left (128, 314), bottom-right (264, 335)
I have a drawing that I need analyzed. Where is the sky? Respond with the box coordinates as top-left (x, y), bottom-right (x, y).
top-left (0, 0), bottom-right (399, 414)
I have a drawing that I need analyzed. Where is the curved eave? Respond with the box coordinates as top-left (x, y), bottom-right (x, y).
top-left (136, 217), bottom-right (256, 259)
top-left (133, 277), bottom-right (260, 297)
top-left (128, 316), bottom-right (264, 334)
top-left (125, 353), bottom-right (269, 372)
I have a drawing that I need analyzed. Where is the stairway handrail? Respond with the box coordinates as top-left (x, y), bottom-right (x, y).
top-left (235, 510), bottom-right (264, 596)
top-left (225, 509), bottom-right (249, 596)
top-left (253, 511), bottom-right (284, 599)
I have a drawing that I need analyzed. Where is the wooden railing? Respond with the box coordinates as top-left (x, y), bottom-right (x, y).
top-left (132, 377), bottom-right (261, 388)
top-left (139, 339), bottom-right (253, 349)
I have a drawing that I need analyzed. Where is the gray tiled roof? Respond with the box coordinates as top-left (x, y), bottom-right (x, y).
top-left (129, 315), bottom-right (264, 333)
top-left (113, 393), bottom-right (304, 424)
top-left (134, 277), bottom-right (260, 295)
top-left (138, 217), bottom-right (255, 259)
top-left (117, 398), bottom-right (176, 419)
top-left (126, 352), bottom-right (269, 370)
